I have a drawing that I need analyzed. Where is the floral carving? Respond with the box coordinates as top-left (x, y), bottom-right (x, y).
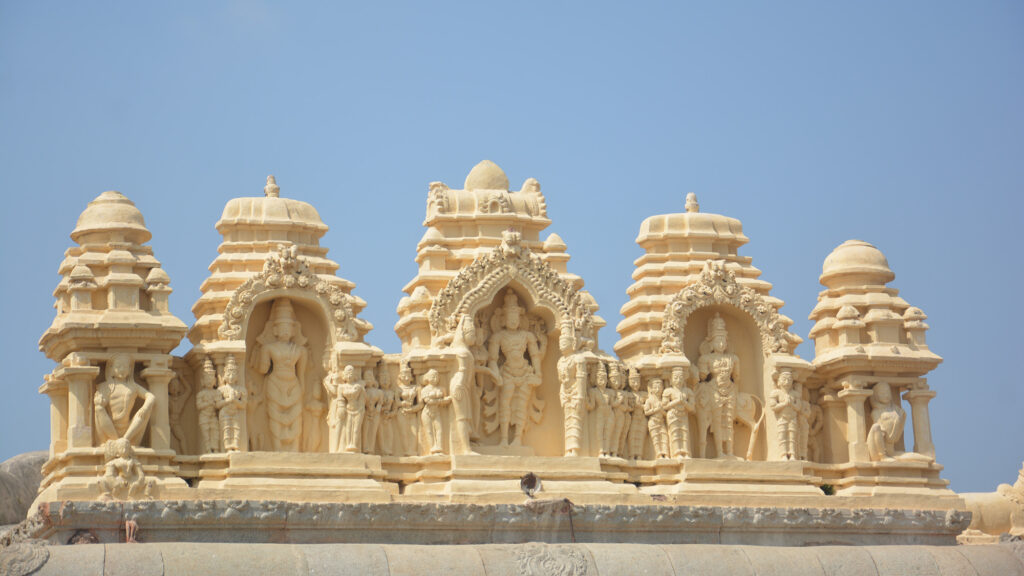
top-left (428, 230), bottom-right (594, 344)
top-left (219, 245), bottom-right (366, 342)
top-left (515, 542), bottom-right (589, 576)
top-left (660, 260), bottom-right (798, 356)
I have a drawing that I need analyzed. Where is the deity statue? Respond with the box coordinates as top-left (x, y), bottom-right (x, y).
top-left (625, 368), bottom-right (647, 460)
top-left (195, 357), bottom-right (221, 453)
top-left (609, 363), bottom-right (631, 458)
top-left (867, 382), bottom-right (915, 462)
top-left (323, 354), bottom-right (344, 453)
top-left (644, 378), bottom-right (669, 459)
top-left (587, 362), bottom-right (615, 458)
top-left (396, 361), bottom-right (422, 456)
top-left (363, 366), bottom-right (383, 454)
top-left (338, 365), bottom-right (366, 453)
top-left (768, 370), bottom-right (799, 460)
top-left (696, 313), bottom-right (741, 459)
top-left (251, 298), bottom-right (310, 452)
top-left (449, 315), bottom-right (477, 455)
top-left (663, 366), bottom-right (695, 459)
top-left (216, 355), bottom-right (247, 452)
top-left (167, 373), bottom-right (191, 454)
top-left (94, 354), bottom-right (155, 447)
top-left (797, 386), bottom-right (812, 461)
top-left (486, 290), bottom-right (544, 446)
top-left (419, 369), bottom-right (451, 455)
top-left (99, 438), bottom-right (152, 500)
top-left (557, 324), bottom-right (586, 456)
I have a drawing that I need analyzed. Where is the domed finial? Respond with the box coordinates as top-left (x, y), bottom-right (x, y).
top-left (264, 175), bottom-right (280, 198)
top-left (685, 193), bottom-right (699, 213)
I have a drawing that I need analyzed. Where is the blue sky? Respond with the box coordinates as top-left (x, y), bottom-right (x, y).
top-left (1, 2), bottom-right (1021, 492)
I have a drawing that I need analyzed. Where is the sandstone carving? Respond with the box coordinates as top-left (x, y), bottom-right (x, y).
top-left (251, 298), bottom-right (311, 452)
top-left (419, 369), bottom-right (450, 455)
top-left (94, 355), bottom-right (154, 447)
top-left (196, 358), bottom-right (221, 453)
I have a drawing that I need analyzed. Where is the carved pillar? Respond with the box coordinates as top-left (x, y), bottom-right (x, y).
top-left (40, 375), bottom-right (68, 457)
top-left (904, 381), bottom-right (936, 458)
top-left (63, 365), bottom-right (101, 449)
top-left (838, 385), bottom-right (872, 463)
top-left (142, 361), bottom-right (176, 451)
top-left (819, 388), bottom-right (846, 464)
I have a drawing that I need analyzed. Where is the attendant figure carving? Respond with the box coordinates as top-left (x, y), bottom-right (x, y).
top-left (168, 373), bottom-right (191, 454)
top-left (625, 368), bottom-right (648, 459)
top-left (363, 366), bottom-right (383, 454)
top-left (609, 363), bottom-right (631, 458)
top-left (419, 369), bottom-right (450, 455)
top-left (99, 438), bottom-right (153, 500)
top-left (195, 357), bottom-right (220, 453)
top-left (807, 403), bottom-right (824, 462)
top-left (338, 365), bottom-right (366, 453)
top-left (217, 356), bottom-right (247, 452)
top-left (587, 363), bottom-right (614, 457)
top-left (323, 354), bottom-right (344, 453)
top-left (557, 324), bottom-right (585, 456)
top-left (94, 354), bottom-right (155, 447)
top-left (644, 378), bottom-right (669, 459)
top-left (663, 366), bottom-right (695, 459)
top-left (867, 382), bottom-right (924, 462)
top-left (251, 298), bottom-right (309, 452)
top-left (396, 361), bottom-right (422, 456)
top-left (378, 367), bottom-right (397, 456)
top-left (696, 313), bottom-right (741, 459)
top-left (768, 370), bottom-right (799, 460)
top-left (797, 386), bottom-right (812, 461)
top-left (449, 315), bottom-right (478, 455)
top-left (486, 291), bottom-right (543, 446)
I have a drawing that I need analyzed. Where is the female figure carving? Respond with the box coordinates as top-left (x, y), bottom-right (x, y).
top-left (587, 363), bottom-right (614, 458)
top-left (378, 366), bottom-right (396, 456)
top-left (339, 365), bottom-right (366, 453)
top-left (363, 366), bottom-right (383, 454)
top-left (252, 298), bottom-right (309, 452)
top-left (419, 369), bottom-right (451, 455)
top-left (323, 354), bottom-right (344, 453)
top-left (609, 363), bottom-right (631, 458)
top-left (625, 368), bottom-right (648, 459)
top-left (396, 361), bottom-right (422, 456)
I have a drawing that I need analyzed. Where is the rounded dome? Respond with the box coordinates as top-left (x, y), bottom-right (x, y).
top-left (464, 160), bottom-right (509, 191)
top-left (71, 191), bottom-right (151, 244)
top-left (820, 240), bottom-right (895, 287)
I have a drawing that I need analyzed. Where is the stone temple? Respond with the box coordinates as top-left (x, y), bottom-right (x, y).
top-left (1, 161), bottom-right (1021, 575)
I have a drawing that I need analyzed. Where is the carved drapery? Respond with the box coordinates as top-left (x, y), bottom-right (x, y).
top-left (218, 246), bottom-right (367, 342)
top-left (659, 260), bottom-right (798, 357)
top-left (428, 230), bottom-right (593, 343)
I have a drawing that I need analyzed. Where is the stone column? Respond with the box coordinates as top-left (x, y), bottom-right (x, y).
top-left (40, 375), bottom-right (68, 457)
top-left (142, 362), bottom-right (176, 451)
top-left (63, 365), bottom-right (100, 449)
top-left (819, 389), bottom-right (847, 464)
top-left (903, 383), bottom-right (936, 459)
top-left (838, 385), bottom-right (872, 463)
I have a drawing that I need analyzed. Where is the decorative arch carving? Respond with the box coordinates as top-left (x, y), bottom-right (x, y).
top-left (428, 230), bottom-right (594, 342)
top-left (218, 245), bottom-right (367, 342)
top-left (659, 260), bottom-right (798, 356)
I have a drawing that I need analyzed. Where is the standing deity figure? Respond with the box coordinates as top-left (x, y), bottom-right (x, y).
top-left (609, 363), bottom-right (631, 458)
top-left (396, 362), bottom-right (423, 456)
top-left (195, 357), bottom-right (221, 453)
top-left (768, 370), bottom-right (800, 460)
top-left (625, 369), bottom-right (648, 459)
top-left (644, 378), bottom-right (670, 459)
top-left (377, 366), bottom-right (397, 456)
top-left (797, 386), bottom-right (812, 461)
top-left (217, 356), bottom-right (247, 452)
top-left (557, 324), bottom-right (586, 456)
top-left (363, 367), bottom-right (383, 454)
top-left (697, 313), bottom-right (741, 459)
top-left (252, 298), bottom-right (309, 452)
top-left (867, 382), bottom-right (909, 462)
top-left (487, 291), bottom-right (543, 446)
top-left (419, 369), bottom-right (451, 455)
top-left (168, 373), bottom-right (191, 454)
top-left (94, 354), bottom-right (155, 447)
top-left (338, 365), bottom-right (366, 453)
top-left (449, 315), bottom-right (478, 455)
top-left (663, 366), bottom-right (695, 459)
top-left (323, 354), bottom-right (344, 453)
top-left (587, 363), bottom-right (615, 457)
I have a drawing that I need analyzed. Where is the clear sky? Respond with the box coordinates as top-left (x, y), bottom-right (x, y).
top-left (1, 2), bottom-right (1021, 493)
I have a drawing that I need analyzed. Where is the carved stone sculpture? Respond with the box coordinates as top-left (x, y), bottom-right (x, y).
top-left (663, 366), bottom-right (695, 459)
top-left (94, 355), bottom-right (155, 447)
top-left (807, 402), bottom-right (824, 463)
top-left (323, 354), bottom-right (344, 454)
top-left (696, 313), bottom-right (741, 459)
top-left (486, 291), bottom-right (544, 446)
top-left (196, 357), bottom-right (221, 453)
top-left (251, 298), bottom-right (310, 452)
top-left (609, 363), bottom-right (631, 458)
top-left (99, 438), bottom-right (152, 500)
top-left (866, 382), bottom-right (914, 462)
top-left (587, 363), bottom-right (614, 457)
top-left (797, 387), bottom-right (812, 461)
top-left (338, 365), bottom-right (366, 453)
top-left (644, 378), bottom-right (669, 459)
top-left (363, 367), bottom-right (383, 455)
top-left (378, 367), bottom-right (396, 456)
top-left (216, 356), bottom-right (247, 452)
top-left (769, 370), bottom-right (799, 461)
top-left (167, 373), bottom-right (191, 454)
top-left (625, 368), bottom-right (647, 459)
top-left (419, 369), bottom-right (450, 455)
top-left (450, 316), bottom-right (477, 455)
top-left (557, 326), bottom-right (586, 457)
top-left (396, 361), bottom-right (422, 456)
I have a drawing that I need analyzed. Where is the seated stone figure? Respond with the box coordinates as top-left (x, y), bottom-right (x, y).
top-left (94, 354), bottom-right (155, 447)
top-left (867, 382), bottom-right (928, 462)
top-left (99, 437), bottom-right (153, 500)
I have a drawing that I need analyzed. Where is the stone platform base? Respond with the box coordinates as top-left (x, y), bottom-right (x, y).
top-left (24, 499), bottom-right (971, 547)
top-left (3, 541), bottom-right (1022, 576)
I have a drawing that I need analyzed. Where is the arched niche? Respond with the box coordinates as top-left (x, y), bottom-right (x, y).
top-left (683, 305), bottom-right (766, 461)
